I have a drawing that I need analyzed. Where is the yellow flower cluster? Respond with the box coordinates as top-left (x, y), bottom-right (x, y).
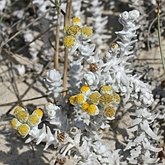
top-left (10, 106), bottom-right (43, 137)
top-left (69, 85), bottom-right (121, 118)
top-left (64, 17), bottom-right (93, 48)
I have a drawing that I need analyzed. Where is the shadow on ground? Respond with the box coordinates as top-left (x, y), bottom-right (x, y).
top-left (0, 124), bottom-right (52, 165)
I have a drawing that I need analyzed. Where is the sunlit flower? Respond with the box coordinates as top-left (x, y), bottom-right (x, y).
top-left (10, 118), bottom-right (21, 129)
top-left (15, 110), bottom-right (29, 123)
top-left (112, 93), bottom-right (121, 103)
top-left (75, 93), bottom-right (86, 104)
top-left (27, 114), bottom-right (41, 127)
top-left (81, 26), bottom-right (93, 38)
top-left (32, 108), bottom-right (43, 118)
top-left (66, 25), bottom-right (81, 36)
top-left (80, 85), bottom-right (91, 95)
top-left (69, 95), bottom-right (77, 105)
top-left (64, 35), bottom-right (76, 48)
top-left (89, 91), bottom-right (101, 105)
top-left (104, 106), bottom-right (116, 119)
top-left (81, 101), bottom-right (90, 111)
top-left (17, 124), bottom-right (30, 137)
top-left (13, 106), bottom-right (26, 116)
top-left (100, 93), bottom-right (113, 106)
top-left (86, 104), bottom-right (99, 116)
top-left (72, 17), bottom-right (81, 26)
top-left (100, 85), bottom-right (112, 94)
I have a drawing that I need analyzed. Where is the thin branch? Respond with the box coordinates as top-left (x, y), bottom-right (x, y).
top-left (157, 0), bottom-right (165, 73)
top-left (0, 95), bottom-right (49, 107)
top-left (63, 0), bottom-right (72, 96)
top-left (54, 0), bottom-right (61, 70)
top-left (8, 62), bottom-right (22, 106)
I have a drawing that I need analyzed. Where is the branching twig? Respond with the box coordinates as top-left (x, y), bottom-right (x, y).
top-left (1, 13), bottom-right (48, 47)
top-left (5, 61), bottom-right (51, 115)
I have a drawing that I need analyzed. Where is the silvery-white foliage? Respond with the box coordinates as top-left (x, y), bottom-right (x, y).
top-left (92, 141), bottom-right (121, 165)
top-left (26, 122), bottom-right (121, 164)
top-left (101, 55), bottom-right (131, 95)
top-left (13, 64), bottom-right (25, 76)
top-left (26, 123), bottom-right (76, 151)
top-left (73, 108), bottom-right (90, 128)
top-left (32, 0), bottom-right (53, 16)
top-left (86, 0), bottom-right (109, 45)
top-left (116, 10), bottom-right (140, 57)
top-left (69, 58), bottom-right (84, 92)
top-left (23, 30), bottom-right (44, 60)
top-left (45, 102), bottom-right (60, 119)
top-left (99, 11), bottom-right (140, 100)
top-left (142, 150), bottom-right (162, 164)
top-left (44, 69), bottom-right (63, 98)
top-left (41, 47), bottom-right (54, 61)
top-left (83, 71), bottom-right (100, 90)
top-left (0, 0), bottom-right (10, 12)
top-left (78, 154), bottom-right (100, 165)
top-left (25, 124), bottom-right (58, 150)
top-left (72, 0), bottom-right (83, 18)
top-left (125, 107), bottom-right (162, 164)
top-left (70, 41), bottom-right (95, 60)
top-left (130, 76), bottom-right (154, 106)
top-left (78, 43), bottom-right (95, 57)
top-left (12, 10), bottom-right (24, 19)
top-left (77, 132), bottom-right (121, 165)
top-left (44, 102), bottom-right (67, 129)
top-left (100, 10), bottom-right (154, 107)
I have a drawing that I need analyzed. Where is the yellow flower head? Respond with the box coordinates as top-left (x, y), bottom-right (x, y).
top-left (32, 108), bottom-right (43, 119)
top-left (80, 85), bottom-right (90, 95)
top-left (15, 110), bottom-right (29, 123)
top-left (86, 104), bottom-right (99, 116)
top-left (100, 93), bottom-right (113, 106)
top-left (10, 118), bottom-right (21, 129)
top-left (64, 35), bottom-right (76, 48)
top-left (64, 25), bottom-right (69, 32)
top-left (27, 114), bottom-right (40, 127)
top-left (104, 106), bottom-right (116, 118)
top-left (75, 93), bottom-right (86, 104)
top-left (81, 26), bottom-right (93, 38)
top-left (81, 101), bottom-right (90, 111)
top-left (13, 106), bottom-right (26, 116)
top-left (100, 85), bottom-right (112, 94)
top-left (112, 93), bottom-right (121, 103)
top-left (69, 95), bottom-right (77, 105)
top-left (17, 124), bottom-right (30, 137)
top-left (72, 17), bottom-right (81, 26)
top-left (89, 91), bottom-right (101, 105)
top-left (66, 25), bottom-right (81, 36)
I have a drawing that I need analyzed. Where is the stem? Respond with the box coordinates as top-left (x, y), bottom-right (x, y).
top-left (54, 0), bottom-right (61, 70)
top-left (157, 0), bottom-right (165, 73)
top-left (63, 0), bottom-right (72, 95)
